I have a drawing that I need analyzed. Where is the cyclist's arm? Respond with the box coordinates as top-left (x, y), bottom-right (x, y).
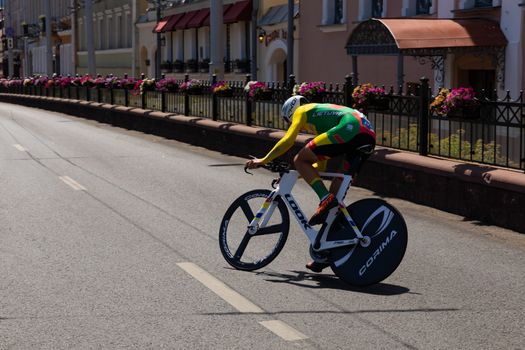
top-left (260, 114), bottom-right (305, 164)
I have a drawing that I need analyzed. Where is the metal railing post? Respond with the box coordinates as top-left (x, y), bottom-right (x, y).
top-left (344, 74), bottom-right (353, 107)
top-left (419, 77), bottom-right (430, 156)
top-left (288, 74), bottom-right (296, 98)
top-left (140, 73), bottom-right (146, 109)
top-left (184, 74), bottom-right (189, 116)
top-left (212, 74), bottom-right (218, 121)
top-left (245, 74), bottom-right (252, 126)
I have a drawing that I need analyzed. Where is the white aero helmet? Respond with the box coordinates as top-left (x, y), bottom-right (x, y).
top-left (281, 95), bottom-right (308, 123)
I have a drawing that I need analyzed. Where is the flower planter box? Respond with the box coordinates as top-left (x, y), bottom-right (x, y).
top-left (446, 105), bottom-right (481, 120)
top-left (173, 61), bottom-right (184, 73)
top-left (367, 97), bottom-right (390, 111)
top-left (215, 90), bottom-right (234, 97)
top-left (199, 61), bottom-right (210, 73)
top-left (185, 61), bottom-right (198, 73)
top-left (185, 88), bottom-right (203, 95)
top-left (308, 93), bottom-right (325, 103)
top-left (233, 60), bottom-right (250, 74)
top-left (254, 90), bottom-right (273, 101)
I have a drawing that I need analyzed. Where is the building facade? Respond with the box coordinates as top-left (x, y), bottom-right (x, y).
top-left (256, 0), bottom-right (299, 82)
top-left (76, 0), bottom-right (143, 77)
top-left (142, 0), bottom-right (259, 80)
top-left (299, 0), bottom-right (522, 97)
top-left (1, 0), bottom-right (72, 77)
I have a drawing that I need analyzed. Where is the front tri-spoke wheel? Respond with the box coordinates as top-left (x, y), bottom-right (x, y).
top-left (219, 189), bottom-right (290, 271)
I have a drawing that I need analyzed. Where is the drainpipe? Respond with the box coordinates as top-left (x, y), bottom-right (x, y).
top-left (155, 0), bottom-right (162, 79)
top-left (210, 0), bottom-right (224, 80)
top-left (7, 0), bottom-right (13, 77)
top-left (45, 0), bottom-right (53, 76)
top-left (250, 0), bottom-right (259, 79)
top-left (287, 0), bottom-right (294, 77)
top-left (132, 0), bottom-right (137, 77)
top-left (85, 0), bottom-right (96, 76)
top-left (71, 0), bottom-right (77, 75)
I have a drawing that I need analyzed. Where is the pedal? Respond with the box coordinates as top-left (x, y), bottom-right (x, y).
top-left (309, 245), bottom-right (330, 263)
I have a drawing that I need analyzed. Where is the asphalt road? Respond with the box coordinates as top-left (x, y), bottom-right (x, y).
top-left (1, 103), bottom-right (524, 350)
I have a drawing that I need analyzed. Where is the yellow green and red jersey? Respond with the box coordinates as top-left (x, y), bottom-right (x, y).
top-left (260, 103), bottom-right (376, 164)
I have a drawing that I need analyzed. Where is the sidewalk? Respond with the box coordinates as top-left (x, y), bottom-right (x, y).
top-left (1, 93), bottom-right (524, 233)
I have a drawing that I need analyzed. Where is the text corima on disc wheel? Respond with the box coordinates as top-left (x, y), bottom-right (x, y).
top-left (219, 189), bottom-right (290, 271)
top-left (327, 198), bottom-right (408, 286)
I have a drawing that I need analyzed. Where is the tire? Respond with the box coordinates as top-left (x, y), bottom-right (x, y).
top-left (219, 189), bottom-right (290, 271)
top-left (328, 198), bottom-right (408, 286)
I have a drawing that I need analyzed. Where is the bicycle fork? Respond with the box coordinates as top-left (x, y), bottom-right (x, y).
top-left (247, 192), bottom-right (278, 235)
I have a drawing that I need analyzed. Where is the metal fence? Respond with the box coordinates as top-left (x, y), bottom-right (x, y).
top-left (3, 75), bottom-right (524, 172)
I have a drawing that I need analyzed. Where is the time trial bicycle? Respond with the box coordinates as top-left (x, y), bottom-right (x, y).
top-left (219, 161), bottom-right (408, 286)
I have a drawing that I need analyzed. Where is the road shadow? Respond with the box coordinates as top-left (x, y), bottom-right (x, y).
top-left (250, 269), bottom-right (412, 296)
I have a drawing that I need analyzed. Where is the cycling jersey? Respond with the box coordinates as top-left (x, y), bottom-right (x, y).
top-left (260, 103), bottom-right (376, 164)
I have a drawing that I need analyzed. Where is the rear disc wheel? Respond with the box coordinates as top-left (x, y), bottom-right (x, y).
top-left (328, 198), bottom-right (408, 286)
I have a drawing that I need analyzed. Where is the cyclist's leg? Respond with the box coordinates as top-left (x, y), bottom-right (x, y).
top-left (294, 146), bottom-right (331, 201)
top-left (343, 133), bottom-right (376, 177)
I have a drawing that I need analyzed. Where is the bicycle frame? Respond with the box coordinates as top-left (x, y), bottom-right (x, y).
top-left (247, 170), bottom-right (365, 252)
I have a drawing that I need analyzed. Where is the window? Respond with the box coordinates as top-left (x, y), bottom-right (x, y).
top-left (334, 0), bottom-right (344, 24)
top-left (126, 12), bottom-right (132, 48)
top-left (416, 0), bottom-right (432, 14)
top-left (372, 0), bottom-right (384, 18)
top-left (78, 18), bottom-right (84, 51)
top-left (322, 0), bottom-right (346, 25)
top-left (475, 0), bottom-right (492, 7)
top-left (97, 17), bottom-right (102, 50)
top-left (117, 15), bottom-right (123, 48)
top-left (107, 16), bottom-right (114, 49)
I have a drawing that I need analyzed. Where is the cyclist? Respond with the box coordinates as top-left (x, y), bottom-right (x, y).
top-left (245, 95), bottom-right (376, 272)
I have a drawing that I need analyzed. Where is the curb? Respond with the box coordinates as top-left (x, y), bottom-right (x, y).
top-left (1, 93), bottom-right (524, 233)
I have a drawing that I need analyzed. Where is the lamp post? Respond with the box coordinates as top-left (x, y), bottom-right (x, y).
top-left (250, 0), bottom-right (260, 79)
top-left (85, 0), bottom-right (96, 76)
top-left (155, 0), bottom-right (162, 79)
top-left (210, 0), bottom-right (224, 79)
top-left (287, 0), bottom-right (294, 77)
top-left (45, 0), bottom-right (53, 76)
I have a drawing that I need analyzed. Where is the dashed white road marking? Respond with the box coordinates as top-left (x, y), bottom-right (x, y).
top-left (176, 262), bottom-right (263, 313)
top-left (177, 262), bottom-right (310, 342)
top-left (59, 176), bottom-right (87, 191)
top-left (13, 144), bottom-right (27, 152)
top-left (259, 320), bottom-right (309, 341)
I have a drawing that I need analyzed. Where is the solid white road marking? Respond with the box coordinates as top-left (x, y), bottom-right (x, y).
top-left (176, 262), bottom-right (263, 313)
top-left (59, 176), bottom-right (87, 191)
top-left (259, 320), bottom-right (309, 341)
top-left (13, 144), bottom-right (26, 152)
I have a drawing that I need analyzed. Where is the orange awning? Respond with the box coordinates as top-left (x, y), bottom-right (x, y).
top-left (346, 18), bottom-right (507, 56)
top-left (154, 16), bottom-right (170, 33)
top-left (224, 0), bottom-right (252, 24)
top-left (379, 18), bottom-right (507, 49)
top-left (163, 13), bottom-right (185, 32)
top-left (187, 8), bottom-right (210, 28)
